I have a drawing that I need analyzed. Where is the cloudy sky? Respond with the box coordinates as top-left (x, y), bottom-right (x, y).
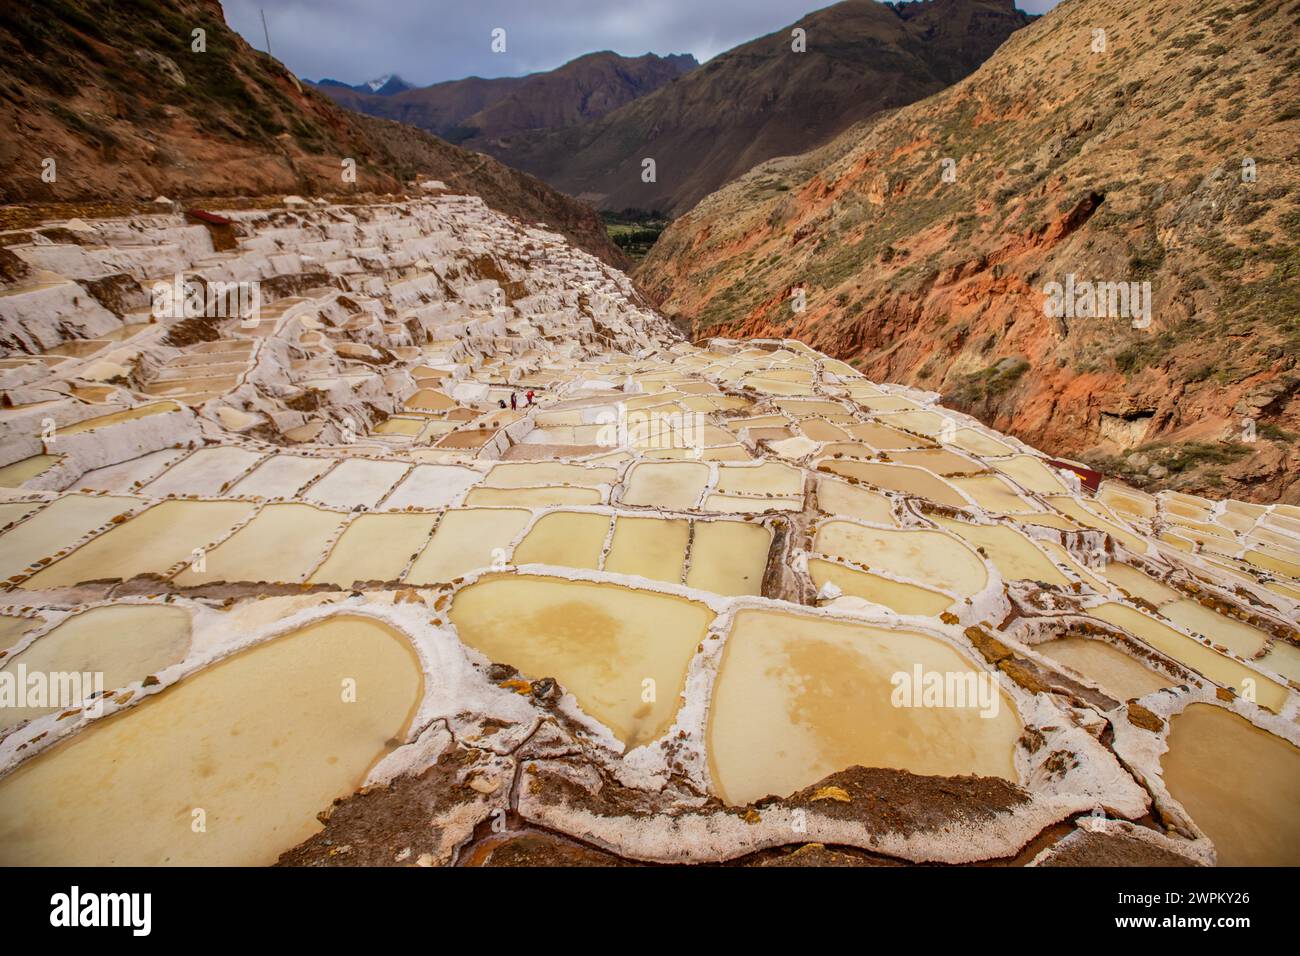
top-left (223, 0), bottom-right (1062, 88)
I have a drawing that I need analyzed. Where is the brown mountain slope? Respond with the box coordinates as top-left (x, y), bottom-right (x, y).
top-left (494, 0), bottom-right (1034, 215)
top-left (638, 0), bottom-right (1300, 503)
top-left (314, 51), bottom-right (697, 148)
top-left (0, 0), bottom-right (625, 265)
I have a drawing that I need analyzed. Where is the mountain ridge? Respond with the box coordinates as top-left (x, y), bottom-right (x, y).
top-left (311, 50), bottom-right (698, 148)
top-left (490, 0), bottom-right (1035, 215)
top-left (638, 0), bottom-right (1300, 502)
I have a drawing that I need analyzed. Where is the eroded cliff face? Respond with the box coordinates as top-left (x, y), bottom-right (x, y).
top-left (638, 0), bottom-right (1300, 503)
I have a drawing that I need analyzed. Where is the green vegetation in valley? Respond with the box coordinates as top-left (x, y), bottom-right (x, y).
top-left (602, 208), bottom-right (670, 261)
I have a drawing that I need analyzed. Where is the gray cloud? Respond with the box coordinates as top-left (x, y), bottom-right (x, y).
top-left (223, 0), bottom-right (1062, 87)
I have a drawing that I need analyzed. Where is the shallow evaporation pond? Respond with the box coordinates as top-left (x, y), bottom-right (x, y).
top-left (513, 512), bottom-right (611, 570)
top-left (818, 460), bottom-right (969, 508)
top-left (405, 508), bottom-right (532, 583)
top-left (948, 475), bottom-right (1035, 514)
top-left (0, 615), bottom-right (422, 865)
top-left (483, 462), bottom-right (618, 488)
top-left (708, 609), bottom-right (1021, 806)
top-left (0, 493), bottom-right (140, 581)
top-left (808, 559), bottom-right (952, 616)
top-left (1034, 637), bottom-right (1176, 701)
top-left (449, 574), bottom-right (712, 748)
top-left (24, 500), bottom-right (257, 589)
top-left (1161, 703), bottom-right (1300, 866)
top-left (685, 519), bottom-right (771, 596)
top-left (930, 517), bottom-right (1070, 587)
top-left (816, 478), bottom-right (896, 525)
top-left (308, 513), bottom-right (439, 586)
top-left (464, 486), bottom-right (602, 507)
top-left (0, 454), bottom-right (59, 488)
top-left (1100, 562), bottom-right (1180, 605)
top-left (0, 604), bottom-right (191, 730)
top-left (1088, 603), bottom-right (1289, 712)
top-left (1157, 599), bottom-right (1269, 659)
top-left (989, 455), bottom-right (1070, 496)
top-left (604, 515), bottom-right (689, 583)
top-left (173, 503), bottom-right (347, 586)
top-left (621, 461), bottom-right (710, 510)
top-left (814, 520), bottom-right (987, 597)
top-left (0, 614), bottom-right (43, 653)
top-left (59, 401), bottom-right (182, 435)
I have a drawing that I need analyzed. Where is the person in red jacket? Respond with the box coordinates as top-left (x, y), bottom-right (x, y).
top-left (526, 390), bottom-right (535, 406)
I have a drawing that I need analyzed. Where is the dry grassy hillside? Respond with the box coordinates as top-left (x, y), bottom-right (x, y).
top-left (0, 0), bottom-right (625, 264)
top-left (640, 0), bottom-right (1300, 501)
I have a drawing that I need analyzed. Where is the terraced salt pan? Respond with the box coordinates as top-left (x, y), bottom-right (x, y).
top-left (0, 615), bottom-right (421, 865)
top-left (464, 486), bottom-right (602, 507)
top-left (990, 455), bottom-right (1070, 495)
top-left (1243, 547), bottom-right (1300, 579)
top-left (0, 614), bottom-right (42, 652)
top-left (1258, 640), bottom-right (1300, 683)
top-left (1037, 541), bottom-right (1109, 592)
top-left (405, 508), bottom-right (531, 584)
top-left (59, 400), bottom-right (182, 435)
top-left (1099, 482), bottom-right (1156, 520)
top-left (0, 604), bottom-right (191, 730)
top-left (843, 422), bottom-right (929, 448)
top-left (949, 475), bottom-right (1036, 514)
top-left (142, 446), bottom-right (264, 497)
top-left (1099, 562), bottom-right (1179, 605)
top-left (381, 464), bottom-right (480, 509)
top-left (930, 517), bottom-right (1070, 587)
top-left (819, 460), bottom-right (968, 508)
top-left (621, 461), bottom-right (710, 510)
top-left (0, 455), bottom-right (58, 487)
top-left (24, 500), bottom-right (256, 588)
top-left (372, 418), bottom-right (425, 437)
top-left (0, 500), bottom-right (42, 528)
top-left (708, 609), bottom-right (1021, 806)
top-left (304, 458), bottom-right (409, 509)
top-left (713, 461), bottom-right (803, 496)
top-left (71, 449), bottom-right (187, 492)
top-left (1047, 497), bottom-right (1149, 554)
top-left (808, 558), bottom-right (952, 616)
top-left (0, 494), bottom-right (140, 580)
top-left (604, 515), bottom-right (689, 583)
top-left (483, 461), bottom-right (619, 488)
top-left (1161, 704), bottom-right (1300, 866)
top-left (450, 574), bottom-right (713, 748)
top-left (1015, 512), bottom-right (1079, 532)
top-left (701, 493), bottom-right (800, 513)
top-left (814, 521), bottom-right (987, 597)
top-left (1035, 637), bottom-right (1176, 701)
top-left (308, 513), bottom-right (439, 586)
top-left (798, 418), bottom-right (849, 441)
top-left (513, 512), bottom-right (611, 569)
top-left (685, 520), bottom-right (772, 596)
top-left (949, 428), bottom-right (1013, 458)
top-left (1088, 603), bottom-right (1288, 712)
top-left (230, 454), bottom-right (334, 498)
top-left (815, 478), bottom-right (896, 524)
top-left (172, 503), bottom-right (346, 586)
top-left (1157, 600), bottom-right (1269, 659)
top-left (888, 448), bottom-right (984, 476)
top-left (876, 410), bottom-right (946, 437)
